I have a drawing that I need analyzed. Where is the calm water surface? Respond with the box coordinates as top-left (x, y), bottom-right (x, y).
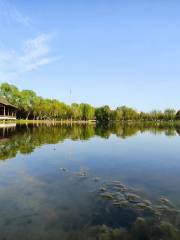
top-left (0, 123), bottom-right (180, 240)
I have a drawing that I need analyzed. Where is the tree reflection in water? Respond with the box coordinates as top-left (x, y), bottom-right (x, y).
top-left (0, 122), bottom-right (180, 239)
top-left (0, 122), bottom-right (180, 161)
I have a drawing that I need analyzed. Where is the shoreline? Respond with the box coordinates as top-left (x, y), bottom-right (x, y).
top-left (0, 119), bottom-right (97, 124)
top-left (0, 119), bottom-right (180, 125)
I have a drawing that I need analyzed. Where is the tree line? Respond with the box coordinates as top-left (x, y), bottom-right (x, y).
top-left (0, 82), bottom-right (180, 121)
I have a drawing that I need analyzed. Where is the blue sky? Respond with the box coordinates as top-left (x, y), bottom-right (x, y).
top-left (0, 0), bottom-right (180, 111)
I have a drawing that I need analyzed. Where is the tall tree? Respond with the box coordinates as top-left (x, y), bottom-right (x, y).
top-left (19, 90), bottom-right (37, 119)
top-left (95, 105), bottom-right (111, 122)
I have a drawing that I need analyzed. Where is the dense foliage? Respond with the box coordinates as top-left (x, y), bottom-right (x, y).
top-left (0, 83), bottom-right (179, 121)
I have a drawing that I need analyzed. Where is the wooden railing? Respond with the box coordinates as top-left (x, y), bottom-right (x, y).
top-left (0, 115), bottom-right (16, 120)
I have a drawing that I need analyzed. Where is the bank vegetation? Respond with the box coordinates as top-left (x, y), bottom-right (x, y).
top-left (0, 83), bottom-right (180, 122)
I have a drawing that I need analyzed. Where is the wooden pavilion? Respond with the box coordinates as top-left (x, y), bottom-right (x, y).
top-left (0, 98), bottom-right (17, 120)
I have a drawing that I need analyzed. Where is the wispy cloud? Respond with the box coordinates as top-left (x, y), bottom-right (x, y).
top-left (0, 34), bottom-right (60, 81)
top-left (21, 34), bottom-right (58, 72)
top-left (0, 0), bottom-right (31, 26)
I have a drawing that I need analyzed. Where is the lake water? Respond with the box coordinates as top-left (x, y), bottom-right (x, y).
top-left (0, 123), bottom-right (180, 240)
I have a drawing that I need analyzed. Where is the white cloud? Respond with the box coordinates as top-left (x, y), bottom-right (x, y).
top-left (21, 34), bottom-right (57, 72)
top-left (0, 0), bottom-right (31, 26)
top-left (0, 34), bottom-right (60, 81)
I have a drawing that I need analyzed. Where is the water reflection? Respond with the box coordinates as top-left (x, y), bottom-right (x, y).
top-left (0, 122), bottom-right (180, 161)
top-left (0, 123), bottom-right (180, 239)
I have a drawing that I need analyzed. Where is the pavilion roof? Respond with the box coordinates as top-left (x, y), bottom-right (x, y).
top-left (0, 97), bottom-right (17, 109)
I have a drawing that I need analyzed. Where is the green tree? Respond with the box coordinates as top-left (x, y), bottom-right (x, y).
top-left (114, 107), bottom-right (124, 121)
top-left (115, 106), bottom-right (138, 121)
top-left (149, 110), bottom-right (163, 121)
top-left (19, 90), bottom-right (37, 119)
top-left (0, 82), bottom-right (20, 106)
top-left (176, 110), bottom-right (180, 120)
top-left (71, 103), bottom-right (81, 120)
top-left (79, 103), bottom-right (95, 120)
top-left (164, 109), bottom-right (176, 121)
top-left (95, 105), bottom-right (111, 122)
